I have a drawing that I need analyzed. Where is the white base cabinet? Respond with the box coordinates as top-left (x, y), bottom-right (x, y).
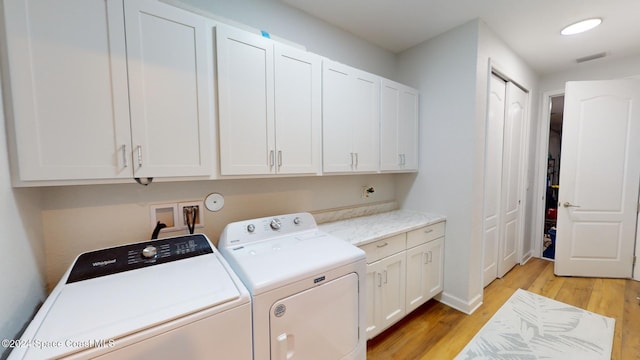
top-left (405, 223), bottom-right (445, 313)
top-left (362, 234), bottom-right (407, 339)
top-left (359, 221), bottom-right (445, 340)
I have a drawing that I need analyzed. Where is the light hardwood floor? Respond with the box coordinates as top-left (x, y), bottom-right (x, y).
top-left (366, 257), bottom-right (640, 359)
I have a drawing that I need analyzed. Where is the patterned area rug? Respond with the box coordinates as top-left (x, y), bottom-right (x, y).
top-left (456, 289), bottom-right (614, 359)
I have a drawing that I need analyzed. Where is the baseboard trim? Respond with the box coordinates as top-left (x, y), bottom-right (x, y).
top-left (437, 291), bottom-right (483, 315)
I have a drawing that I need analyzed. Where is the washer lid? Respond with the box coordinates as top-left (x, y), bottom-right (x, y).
top-left (222, 230), bottom-right (365, 294)
top-left (24, 253), bottom-right (243, 359)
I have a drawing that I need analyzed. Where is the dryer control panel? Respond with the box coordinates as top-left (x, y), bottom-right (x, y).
top-left (219, 212), bottom-right (317, 248)
top-left (66, 234), bottom-right (213, 283)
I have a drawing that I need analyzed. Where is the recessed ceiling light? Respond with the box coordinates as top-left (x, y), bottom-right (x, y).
top-left (561, 18), bottom-right (602, 35)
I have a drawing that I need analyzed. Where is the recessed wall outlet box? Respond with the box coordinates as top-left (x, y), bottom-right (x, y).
top-left (178, 201), bottom-right (205, 229)
top-left (150, 203), bottom-right (180, 232)
top-left (362, 186), bottom-right (375, 199)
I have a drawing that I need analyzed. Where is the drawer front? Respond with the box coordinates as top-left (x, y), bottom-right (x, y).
top-left (360, 233), bottom-right (406, 263)
top-left (407, 222), bottom-right (445, 248)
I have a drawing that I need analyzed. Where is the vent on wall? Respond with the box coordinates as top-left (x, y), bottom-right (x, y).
top-left (576, 52), bottom-right (607, 63)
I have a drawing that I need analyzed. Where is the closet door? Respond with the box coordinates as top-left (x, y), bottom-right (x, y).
top-left (482, 74), bottom-right (528, 286)
top-left (497, 83), bottom-right (527, 277)
top-left (482, 74), bottom-right (506, 287)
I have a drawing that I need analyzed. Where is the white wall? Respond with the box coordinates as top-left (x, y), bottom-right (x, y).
top-left (396, 19), bottom-right (538, 314)
top-left (41, 174), bottom-right (397, 288)
top-left (0, 72), bottom-right (46, 358)
top-left (165, 0), bottom-right (397, 79)
top-left (395, 20), bottom-right (482, 313)
top-left (540, 53), bottom-right (640, 92)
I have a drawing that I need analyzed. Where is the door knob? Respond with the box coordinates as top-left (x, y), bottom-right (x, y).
top-left (563, 202), bottom-right (581, 208)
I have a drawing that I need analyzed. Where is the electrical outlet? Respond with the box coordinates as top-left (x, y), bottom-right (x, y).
top-left (178, 201), bottom-right (205, 229)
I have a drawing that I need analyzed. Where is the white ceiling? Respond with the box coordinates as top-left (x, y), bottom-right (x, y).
top-left (280, 0), bottom-right (640, 75)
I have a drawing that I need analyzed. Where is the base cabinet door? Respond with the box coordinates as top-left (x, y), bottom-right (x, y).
top-left (425, 237), bottom-right (444, 299)
top-left (365, 251), bottom-right (406, 339)
top-left (406, 238), bottom-right (445, 313)
top-left (405, 243), bottom-right (429, 313)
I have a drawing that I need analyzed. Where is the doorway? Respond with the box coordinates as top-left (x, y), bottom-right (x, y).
top-left (542, 95), bottom-right (564, 259)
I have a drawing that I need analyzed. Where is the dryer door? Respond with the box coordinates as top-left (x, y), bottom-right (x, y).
top-left (270, 273), bottom-right (359, 360)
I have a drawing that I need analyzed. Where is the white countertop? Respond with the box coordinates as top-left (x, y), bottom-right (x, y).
top-left (318, 210), bottom-right (446, 247)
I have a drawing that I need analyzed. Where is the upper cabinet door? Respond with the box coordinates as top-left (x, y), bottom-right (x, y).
top-left (274, 44), bottom-right (321, 175)
top-left (350, 69), bottom-right (380, 172)
top-left (322, 61), bottom-right (354, 173)
top-left (216, 25), bottom-right (275, 175)
top-left (3, 0), bottom-right (131, 181)
top-left (380, 79), bottom-right (419, 172)
top-left (322, 60), bottom-right (379, 173)
top-left (124, 0), bottom-right (213, 178)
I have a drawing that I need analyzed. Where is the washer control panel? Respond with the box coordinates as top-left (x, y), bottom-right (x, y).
top-left (66, 234), bottom-right (213, 283)
top-left (219, 212), bottom-right (317, 247)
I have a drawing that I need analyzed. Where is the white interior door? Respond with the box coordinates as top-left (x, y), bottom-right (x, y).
top-left (482, 74), bottom-right (506, 287)
top-left (497, 82), bottom-right (526, 277)
top-left (555, 80), bottom-right (640, 278)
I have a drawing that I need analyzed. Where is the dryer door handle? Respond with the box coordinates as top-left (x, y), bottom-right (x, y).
top-left (277, 333), bottom-right (294, 360)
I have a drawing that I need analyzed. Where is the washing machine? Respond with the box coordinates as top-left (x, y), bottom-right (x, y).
top-left (218, 212), bottom-right (366, 360)
top-left (8, 234), bottom-right (252, 360)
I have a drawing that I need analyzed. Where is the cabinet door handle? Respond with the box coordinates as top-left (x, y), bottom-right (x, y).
top-left (376, 242), bottom-right (388, 248)
top-left (424, 252), bottom-right (429, 264)
top-left (350, 152), bottom-right (354, 168)
top-left (277, 150), bottom-right (282, 167)
top-left (136, 145), bottom-right (142, 167)
top-left (122, 144), bottom-right (128, 168)
top-left (377, 272), bottom-right (382, 287)
top-left (269, 150), bottom-right (275, 167)
top-left (355, 152), bottom-right (359, 168)
top-left (402, 154), bottom-right (406, 166)
top-left (428, 251), bottom-right (433, 264)
top-left (383, 270), bottom-right (388, 284)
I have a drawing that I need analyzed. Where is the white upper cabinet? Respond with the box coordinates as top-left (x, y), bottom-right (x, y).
top-left (124, 0), bottom-right (213, 178)
top-left (216, 25), bottom-right (321, 176)
top-left (322, 60), bottom-right (380, 173)
top-left (380, 79), bottom-right (419, 171)
top-left (2, 0), bottom-right (131, 181)
top-left (274, 44), bottom-right (321, 175)
top-left (2, 0), bottom-right (213, 183)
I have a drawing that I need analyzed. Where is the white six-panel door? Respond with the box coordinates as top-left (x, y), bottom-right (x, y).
top-left (555, 80), bottom-right (640, 278)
